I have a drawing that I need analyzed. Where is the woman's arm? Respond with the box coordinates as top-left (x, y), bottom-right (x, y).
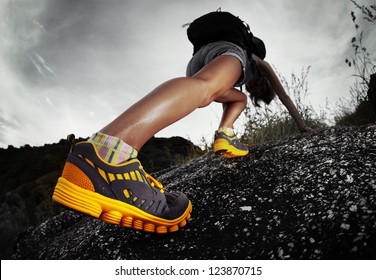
top-left (254, 57), bottom-right (312, 132)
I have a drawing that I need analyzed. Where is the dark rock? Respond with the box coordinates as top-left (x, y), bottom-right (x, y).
top-left (367, 73), bottom-right (376, 110)
top-left (336, 73), bottom-right (376, 126)
top-left (13, 125), bottom-right (376, 259)
top-left (138, 136), bottom-right (203, 173)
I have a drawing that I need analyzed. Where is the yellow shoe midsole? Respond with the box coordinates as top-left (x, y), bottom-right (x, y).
top-left (214, 139), bottom-right (248, 156)
top-left (52, 177), bottom-right (191, 227)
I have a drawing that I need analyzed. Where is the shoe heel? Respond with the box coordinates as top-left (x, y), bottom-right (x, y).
top-left (214, 139), bottom-right (229, 153)
top-left (52, 177), bottom-right (102, 218)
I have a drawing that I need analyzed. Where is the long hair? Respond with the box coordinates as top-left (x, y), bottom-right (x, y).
top-left (246, 75), bottom-right (276, 107)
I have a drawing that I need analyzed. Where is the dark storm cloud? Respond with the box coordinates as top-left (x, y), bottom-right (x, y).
top-left (1, 0), bottom-right (375, 148)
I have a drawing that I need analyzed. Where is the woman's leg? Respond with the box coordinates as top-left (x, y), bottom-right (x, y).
top-left (53, 54), bottom-right (245, 235)
top-left (215, 88), bottom-right (247, 129)
top-left (213, 88), bottom-right (249, 158)
top-left (101, 55), bottom-right (243, 151)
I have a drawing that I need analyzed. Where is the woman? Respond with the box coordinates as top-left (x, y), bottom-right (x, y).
top-left (52, 11), bottom-right (311, 234)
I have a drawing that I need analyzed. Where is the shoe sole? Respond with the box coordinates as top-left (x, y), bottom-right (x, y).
top-left (52, 177), bottom-right (192, 234)
top-left (214, 140), bottom-right (249, 158)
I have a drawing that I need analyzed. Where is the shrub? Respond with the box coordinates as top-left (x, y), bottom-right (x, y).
top-left (335, 0), bottom-right (376, 126)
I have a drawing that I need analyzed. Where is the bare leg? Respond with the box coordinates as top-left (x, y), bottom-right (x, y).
top-left (215, 88), bottom-right (247, 129)
top-left (101, 55), bottom-right (243, 151)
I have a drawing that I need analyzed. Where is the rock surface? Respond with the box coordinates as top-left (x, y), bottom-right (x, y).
top-left (14, 125), bottom-right (376, 259)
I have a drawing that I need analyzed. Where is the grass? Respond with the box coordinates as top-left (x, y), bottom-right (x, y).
top-left (241, 66), bottom-right (328, 145)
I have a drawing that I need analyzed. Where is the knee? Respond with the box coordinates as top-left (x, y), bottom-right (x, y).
top-left (191, 77), bottom-right (219, 108)
top-left (240, 93), bottom-right (248, 108)
top-left (200, 93), bottom-right (215, 108)
top-left (231, 92), bottom-right (247, 112)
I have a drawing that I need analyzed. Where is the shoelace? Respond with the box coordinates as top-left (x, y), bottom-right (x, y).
top-left (145, 173), bottom-right (165, 193)
top-left (139, 164), bottom-right (164, 193)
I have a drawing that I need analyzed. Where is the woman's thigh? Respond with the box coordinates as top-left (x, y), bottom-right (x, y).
top-left (192, 55), bottom-right (243, 103)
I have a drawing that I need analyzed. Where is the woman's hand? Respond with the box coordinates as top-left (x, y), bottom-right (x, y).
top-left (300, 126), bottom-right (313, 133)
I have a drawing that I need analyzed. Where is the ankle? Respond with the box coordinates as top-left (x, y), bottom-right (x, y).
top-left (217, 127), bottom-right (235, 136)
top-left (88, 132), bottom-right (138, 164)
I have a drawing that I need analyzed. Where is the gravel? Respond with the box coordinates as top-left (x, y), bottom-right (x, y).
top-left (14, 125), bottom-right (376, 259)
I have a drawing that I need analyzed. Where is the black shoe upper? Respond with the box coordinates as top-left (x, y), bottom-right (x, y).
top-left (65, 142), bottom-right (189, 220)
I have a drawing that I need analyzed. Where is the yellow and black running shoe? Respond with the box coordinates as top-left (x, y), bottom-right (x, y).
top-left (213, 131), bottom-right (249, 158)
top-left (52, 139), bottom-right (192, 234)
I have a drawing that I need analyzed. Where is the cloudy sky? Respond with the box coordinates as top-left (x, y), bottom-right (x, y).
top-left (1, 0), bottom-right (375, 148)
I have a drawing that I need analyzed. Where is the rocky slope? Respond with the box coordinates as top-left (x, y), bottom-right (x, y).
top-left (13, 125), bottom-right (376, 259)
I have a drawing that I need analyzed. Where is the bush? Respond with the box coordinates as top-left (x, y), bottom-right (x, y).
top-left (336, 73), bottom-right (376, 125)
top-left (335, 0), bottom-right (376, 126)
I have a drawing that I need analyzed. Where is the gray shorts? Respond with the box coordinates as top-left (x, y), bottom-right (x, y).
top-left (186, 41), bottom-right (258, 87)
